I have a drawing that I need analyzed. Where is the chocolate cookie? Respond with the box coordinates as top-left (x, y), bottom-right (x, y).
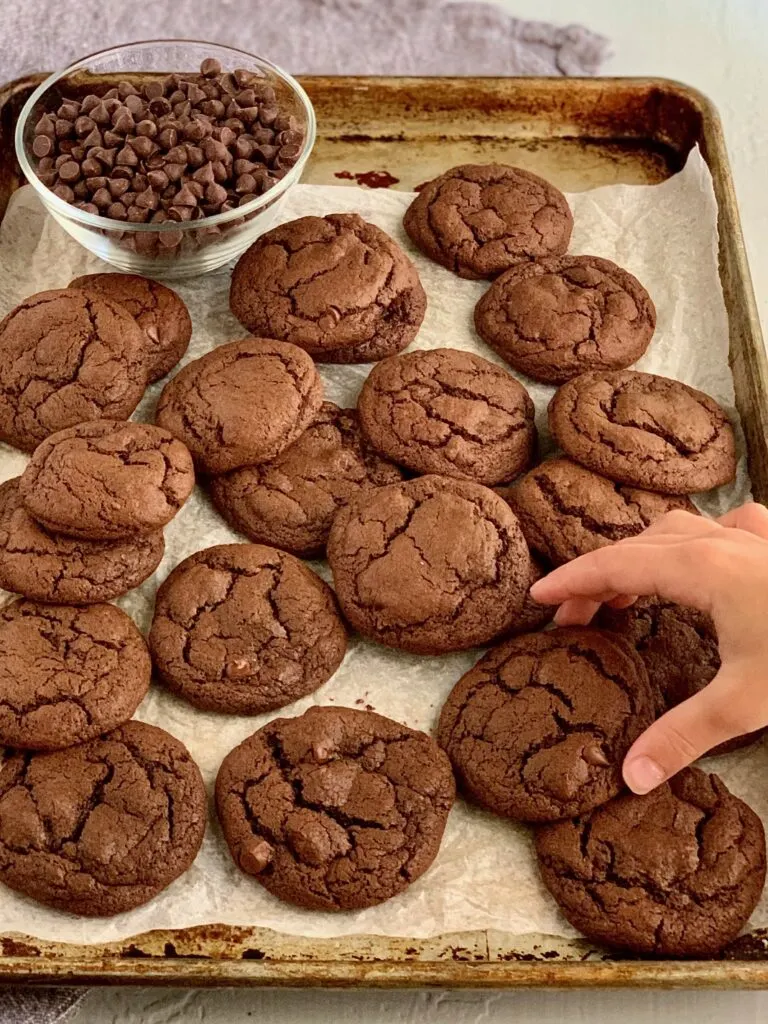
top-left (327, 474), bottom-right (532, 654)
top-left (0, 289), bottom-right (148, 452)
top-left (69, 273), bottom-right (192, 383)
top-left (215, 705), bottom-right (455, 911)
top-left (229, 214), bottom-right (427, 363)
top-left (548, 371), bottom-right (738, 494)
top-left (0, 721), bottom-right (206, 916)
top-left (535, 767), bottom-right (766, 955)
top-left (209, 403), bottom-right (404, 558)
top-left (0, 599), bottom-right (150, 750)
top-left (357, 348), bottom-right (537, 485)
top-left (155, 338), bottom-right (324, 474)
top-left (148, 543), bottom-right (347, 714)
top-left (596, 597), bottom-right (763, 756)
top-left (507, 553), bottom-right (555, 636)
top-left (19, 420), bottom-right (195, 540)
top-left (505, 458), bottom-right (698, 565)
top-left (474, 255), bottom-right (656, 384)
top-left (403, 164), bottom-right (573, 280)
top-left (438, 628), bottom-right (655, 822)
top-left (0, 478), bottom-right (164, 605)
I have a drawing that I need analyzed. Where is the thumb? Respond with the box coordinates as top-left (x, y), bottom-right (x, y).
top-left (622, 668), bottom-right (756, 794)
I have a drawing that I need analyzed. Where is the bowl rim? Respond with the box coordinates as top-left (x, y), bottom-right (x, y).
top-left (14, 38), bottom-right (317, 233)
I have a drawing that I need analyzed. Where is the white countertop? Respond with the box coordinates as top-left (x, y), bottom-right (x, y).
top-left (69, 1), bottom-right (768, 1020)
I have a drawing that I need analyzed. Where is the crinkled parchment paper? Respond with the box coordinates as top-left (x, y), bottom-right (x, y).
top-left (0, 147), bottom-right (764, 945)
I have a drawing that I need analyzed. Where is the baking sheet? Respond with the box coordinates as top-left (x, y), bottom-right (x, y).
top-left (0, 147), bottom-right (762, 946)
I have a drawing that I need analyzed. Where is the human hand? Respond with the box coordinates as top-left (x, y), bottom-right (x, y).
top-left (529, 502), bottom-right (768, 795)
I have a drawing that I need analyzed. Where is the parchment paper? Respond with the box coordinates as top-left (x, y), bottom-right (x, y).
top-left (0, 148), bottom-right (764, 945)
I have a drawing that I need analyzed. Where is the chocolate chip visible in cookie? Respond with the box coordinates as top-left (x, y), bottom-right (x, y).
top-left (438, 627), bottom-right (655, 822)
top-left (474, 255), bottom-right (656, 384)
top-left (327, 474), bottom-right (532, 654)
top-left (209, 403), bottom-right (404, 558)
top-left (0, 478), bottom-right (164, 605)
top-left (0, 720), bottom-right (206, 916)
top-left (156, 338), bottom-right (324, 474)
top-left (0, 289), bottom-right (148, 452)
top-left (0, 599), bottom-right (150, 750)
top-left (548, 370), bottom-right (738, 494)
top-left (504, 457), bottom-right (698, 565)
top-left (535, 767), bottom-right (766, 955)
top-left (357, 348), bottom-right (536, 485)
top-left (596, 597), bottom-right (763, 756)
top-left (229, 214), bottom-right (427, 363)
top-left (403, 164), bottom-right (573, 280)
top-left (215, 705), bottom-right (455, 910)
top-left (69, 273), bottom-right (192, 382)
top-left (148, 543), bottom-right (347, 714)
top-left (19, 420), bottom-right (195, 540)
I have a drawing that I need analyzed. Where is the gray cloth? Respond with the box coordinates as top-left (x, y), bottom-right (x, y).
top-left (0, 2), bottom-right (606, 1021)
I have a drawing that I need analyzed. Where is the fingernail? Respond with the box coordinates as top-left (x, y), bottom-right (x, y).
top-left (623, 756), bottom-right (667, 795)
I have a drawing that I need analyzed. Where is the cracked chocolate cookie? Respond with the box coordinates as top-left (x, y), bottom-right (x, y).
top-left (507, 553), bottom-right (555, 636)
top-left (596, 597), bottom-right (763, 756)
top-left (548, 370), bottom-right (738, 494)
top-left (504, 458), bottom-right (698, 565)
top-left (474, 255), bottom-right (656, 384)
top-left (156, 338), bottom-right (324, 474)
top-left (0, 599), bottom-right (150, 750)
top-left (0, 720), bottom-right (207, 916)
top-left (327, 474), bottom-right (532, 654)
top-left (148, 543), bottom-right (347, 714)
top-left (0, 289), bottom-right (148, 452)
top-left (357, 348), bottom-right (536, 485)
top-left (209, 403), bottom-right (404, 558)
top-left (438, 627), bottom-right (655, 822)
top-left (535, 767), bottom-right (766, 955)
top-left (403, 164), bottom-right (573, 280)
top-left (19, 420), bottom-right (195, 541)
top-left (69, 273), bottom-right (192, 382)
top-left (229, 213), bottom-right (427, 363)
top-left (0, 478), bottom-right (164, 605)
top-left (215, 705), bottom-right (455, 910)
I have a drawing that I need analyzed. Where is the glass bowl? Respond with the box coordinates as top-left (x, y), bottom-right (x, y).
top-left (15, 40), bottom-right (316, 278)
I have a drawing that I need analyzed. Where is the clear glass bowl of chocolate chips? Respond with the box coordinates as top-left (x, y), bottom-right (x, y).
top-left (15, 40), bottom-right (316, 278)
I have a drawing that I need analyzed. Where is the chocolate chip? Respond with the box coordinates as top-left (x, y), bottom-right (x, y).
top-left (582, 744), bottom-right (611, 767)
top-left (81, 157), bottom-right (102, 177)
top-left (91, 187), bottom-right (111, 208)
top-left (173, 100), bottom-right (192, 119)
top-left (205, 181), bottom-right (228, 206)
top-left (174, 184), bottom-right (198, 207)
top-left (57, 102), bottom-right (79, 121)
top-left (145, 80), bottom-right (164, 101)
top-left (187, 83), bottom-right (207, 106)
top-left (113, 111), bottom-right (135, 134)
top-left (130, 135), bottom-right (155, 159)
top-left (82, 127), bottom-right (103, 149)
top-left (116, 145), bottom-right (138, 167)
top-left (219, 74), bottom-right (238, 96)
top-left (90, 102), bottom-right (110, 125)
top-left (201, 99), bottom-right (226, 118)
top-left (192, 161), bottom-right (215, 185)
top-left (125, 94), bottom-right (145, 117)
top-left (201, 57), bottom-right (222, 77)
top-left (104, 98), bottom-right (122, 115)
top-left (32, 135), bottom-right (53, 158)
top-left (118, 81), bottom-right (139, 98)
top-left (127, 205), bottom-right (150, 223)
top-left (80, 95), bottom-right (100, 114)
top-left (107, 201), bottom-right (127, 220)
top-left (237, 193), bottom-right (257, 207)
top-left (84, 175), bottom-right (107, 191)
top-left (58, 160), bottom-right (81, 182)
top-left (134, 119), bottom-right (156, 139)
top-left (185, 180), bottom-right (205, 200)
top-left (73, 180), bottom-right (89, 199)
top-left (37, 156), bottom-right (54, 172)
top-left (186, 145), bottom-right (204, 168)
top-left (103, 88), bottom-right (119, 101)
top-left (235, 172), bottom-right (257, 194)
top-left (149, 97), bottom-right (171, 116)
top-left (159, 228), bottom-right (184, 249)
top-left (135, 186), bottom-right (159, 210)
top-left (108, 178), bottom-right (129, 197)
top-left (252, 126), bottom-right (275, 145)
top-left (147, 169), bottom-right (169, 190)
top-left (183, 120), bottom-right (208, 142)
top-left (239, 107), bottom-right (260, 125)
top-left (103, 129), bottom-right (124, 148)
top-left (253, 144), bottom-right (278, 164)
top-left (168, 89), bottom-right (186, 106)
top-left (34, 113), bottom-right (56, 137)
top-left (201, 137), bottom-right (227, 161)
top-left (54, 154), bottom-right (70, 169)
top-left (120, 191), bottom-right (137, 207)
top-left (78, 202), bottom-right (99, 215)
top-left (219, 126), bottom-right (237, 148)
top-left (55, 118), bottom-right (73, 138)
top-left (74, 115), bottom-right (96, 136)
top-left (132, 173), bottom-right (149, 192)
top-left (223, 118), bottom-right (244, 133)
top-left (233, 137), bottom-right (254, 159)
top-left (277, 128), bottom-right (304, 147)
top-left (258, 105), bottom-right (279, 127)
top-left (37, 170), bottom-right (57, 186)
top-left (157, 126), bottom-right (178, 149)
top-left (165, 163), bottom-right (185, 182)
top-left (278, 144), bottom-right (301, 166)
top-left (169, 205), bottom-right (193, 221)
top-left (111, 166), bottom-right (134, 181)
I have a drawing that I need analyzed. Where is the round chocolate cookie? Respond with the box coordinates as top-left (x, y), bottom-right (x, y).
top-left (403, 164), bottom-right (573, 280)
top-left (548, 370), bottom-right (738, 494)
top-left (0, 478), bottom-right (164, 605)
top-left (69, 273), bottom-right (192, 383)
top-left (0, 599), bottom-right (150, 750)
top-left (474, 255), bottom-right (656, 384)
top-left (209, 403), bottom-right (404, 558)
top-left (596, 597), bottom-right (763, 756)
top-left (149, 543), bottom-right (347, 714)
top-left (535, 767), bottom-right (766, 955)
top-left (504, 458), bottom-right (698, 565)
top-left (327, 474), bottom-right (532, 654)
top-left (229, 214), bottom-right (427, 363)
top-left (0, 720), bottom-right (206, 916)
top-left (19, 420), bottom-right (195, 540)
top-left (0, 289), bottom-right (148, 452)
top-left (155, 338), bottom-right (324, 474)
top-left (357, 348), bottom-right (537, 485)
top-left (438, 627), bottom-right (655, 822)
top-left (215, 705), bottom-right (455, 911)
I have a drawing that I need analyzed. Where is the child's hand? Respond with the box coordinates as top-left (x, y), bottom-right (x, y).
top-left (529, 502), bottom-right (768, 795)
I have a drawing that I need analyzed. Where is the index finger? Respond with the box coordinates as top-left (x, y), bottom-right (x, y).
top-left (529, 538), bottom-right (717, 615)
